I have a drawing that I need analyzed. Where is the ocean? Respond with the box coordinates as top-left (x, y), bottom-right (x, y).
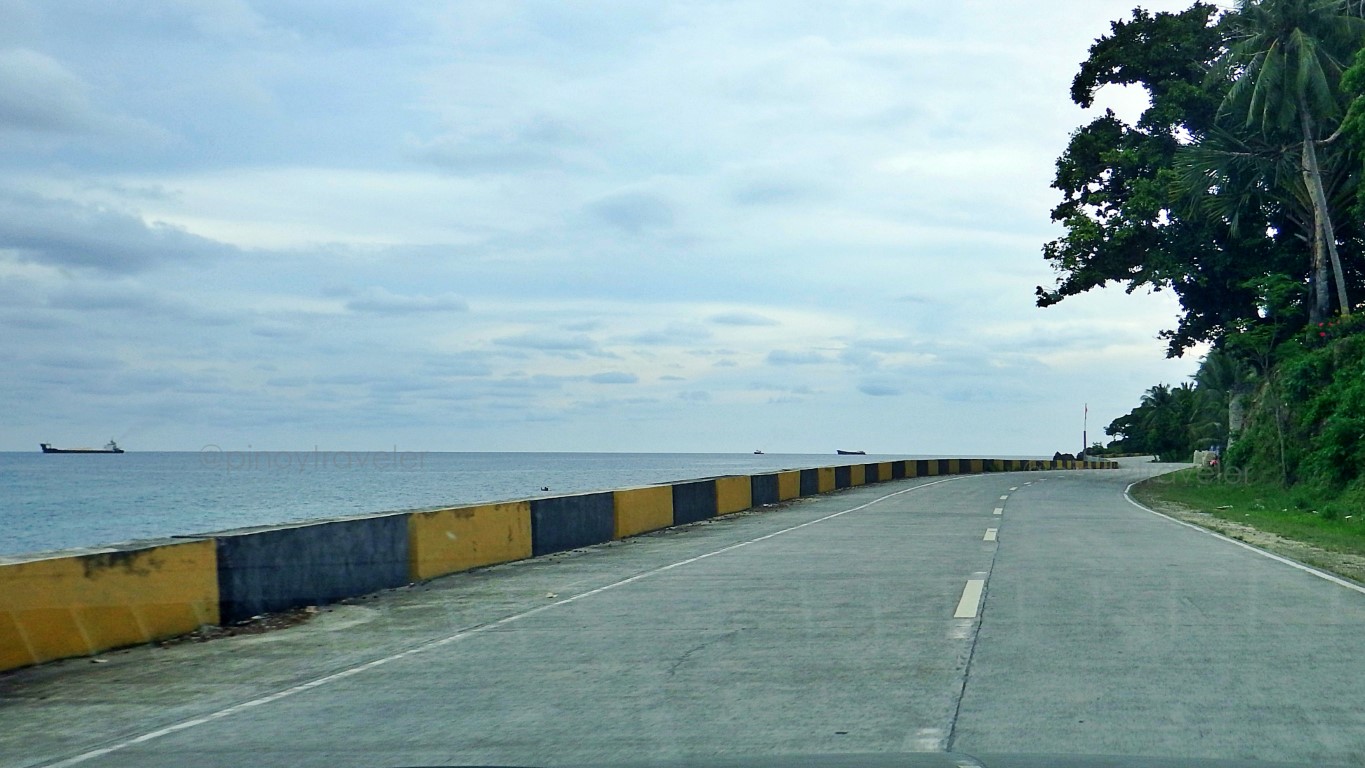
top-left (0, 450), bottom-right (969, 557)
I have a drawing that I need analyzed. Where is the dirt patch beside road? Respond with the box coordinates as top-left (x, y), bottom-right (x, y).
top-left (1134, 492), bottom-right (1365, 586)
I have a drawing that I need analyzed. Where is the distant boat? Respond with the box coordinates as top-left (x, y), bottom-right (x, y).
top-left (753, 450), bottom-right (764, 455)
top-left (836, 449), bottom-right (866, 455)
top-left (40, 440), bottom-right (125, 454)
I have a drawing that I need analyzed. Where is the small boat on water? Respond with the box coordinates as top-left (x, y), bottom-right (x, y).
top-left (753, 450), bottom-right (764, 455)
top-left (836, 449), bottom-right (866, 455)
top-left (40, 440), bottom-right (125, 454)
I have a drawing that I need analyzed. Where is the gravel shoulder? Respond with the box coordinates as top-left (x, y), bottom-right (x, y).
top-left (1132, 487), bottom-right (1365, 586)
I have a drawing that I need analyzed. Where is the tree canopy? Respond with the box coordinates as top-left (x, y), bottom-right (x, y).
top-left (1071, 2), bottom-right (1365, 504)
top-left (1040, 1), bottom-right (1365, 356)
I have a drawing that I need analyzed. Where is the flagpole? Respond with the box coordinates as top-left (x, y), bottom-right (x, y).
top-left (1083, 403), bottom-right (1088, 458)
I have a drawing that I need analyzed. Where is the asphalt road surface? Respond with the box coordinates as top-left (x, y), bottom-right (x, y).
top-left (4, 459), bottom-right (1363, 768)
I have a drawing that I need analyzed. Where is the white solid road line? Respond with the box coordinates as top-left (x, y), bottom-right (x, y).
top-left (1124, 483), bottom-right (1365, 597)
top-left (954, 578), bottom-right (987, 619)
top-left (40, 477), bottom-right (966, 768)
top-left (983, 528), bottom-right (998, 542)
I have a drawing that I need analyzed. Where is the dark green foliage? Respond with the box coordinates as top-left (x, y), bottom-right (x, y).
top-left (1040, 4), bottom-right (1304, 355)
top-left (1070, 5), bottom-right (1224, 130)
top-left (1212, 0), bottom-right (1365, 320)
top-left (1229, 314), bottom-right (1365, 489)
top-left (1044, 1), bottom-right (1365, 353)
top-left (1221, 0), bottom-right (1365, 138)
top-left (1060, 2), bottom-right (1365, 505)
top-left (1104, 365), bottom-right (1233, 462)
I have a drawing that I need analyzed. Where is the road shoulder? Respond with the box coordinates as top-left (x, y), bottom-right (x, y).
top-left (1129, 480), bottom-right (1365, 586)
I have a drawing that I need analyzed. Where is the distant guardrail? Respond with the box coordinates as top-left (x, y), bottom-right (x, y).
top-left (0, 457), bottom-right (1116, 673)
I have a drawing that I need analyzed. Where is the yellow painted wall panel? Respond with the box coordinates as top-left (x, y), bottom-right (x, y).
top-left (925, 461), bottom-right (938, 476)
top-left (947, 459), bottom-right (960, 475)
top-left (79, 604), bottom-right (144, 652)
top-left (969, 459), bottom-right (984, 474)
top-left (3, 607), bottom-right (86, 669)
top-left (904, 461), bottom-right (918, 478)
top-left (850, 465), bottom-right (865, 486)
top-left (0, 612), bottom-right (30, 673)
top-left (877, 463), bottom-right (893, 482)
top-left (408, 501), bottom-right (532, 582)
top-left (777, 471), bottom-right (801, 501)
top-left (0, 539), bottom-right (219, 673)
top-left (715, 476), bottom-right (753, 515)
top-left (817, 467), bottom-right (836, 493)
top-left (613, 487), bottom-right (674, 539)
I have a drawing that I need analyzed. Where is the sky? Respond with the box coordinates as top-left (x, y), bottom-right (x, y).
top-left (0, 0), bottom-right (1211, 455)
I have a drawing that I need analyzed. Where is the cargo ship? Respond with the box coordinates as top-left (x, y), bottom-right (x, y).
top-left (39, 440), bottom-right (125, 454)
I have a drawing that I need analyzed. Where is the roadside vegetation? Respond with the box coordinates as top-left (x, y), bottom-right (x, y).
top-left (1045, 1), bottom-right (1365, 570)
top-left (1131, 468), bottom-right (1365, 556)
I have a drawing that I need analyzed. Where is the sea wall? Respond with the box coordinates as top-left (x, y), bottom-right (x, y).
top-left (0, 539), bottom-right (218, 671)
top-left (409, 501), bottom-right (533, 582)
top-left (212, 514), bottom-right (410, 624)
top-left (0, 457), bottom-right (1117, 673)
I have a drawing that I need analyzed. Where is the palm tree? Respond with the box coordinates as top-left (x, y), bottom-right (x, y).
top-left (1137, 384), bottom-right (1194, 461)
top-left (1193, 348), bottom-right (1252, 445)
top-left (1218, 0), bottom-right (1365, 321)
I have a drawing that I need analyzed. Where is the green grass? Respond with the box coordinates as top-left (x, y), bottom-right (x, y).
top-left (1132, 469), bottom-right (1365, 557)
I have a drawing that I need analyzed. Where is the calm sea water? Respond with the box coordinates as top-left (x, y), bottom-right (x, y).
top-left (0, 451), bottom-right (975, 557)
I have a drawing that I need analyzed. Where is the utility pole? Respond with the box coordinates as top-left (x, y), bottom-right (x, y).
top-left (1082, 403), bottom-right (1088, 459)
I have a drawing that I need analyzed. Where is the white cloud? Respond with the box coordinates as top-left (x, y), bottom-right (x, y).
top-left (0, 48), bottom-right (100, 133)
top-left (586, 190), bottom-right (676, 234)
top-left (767, 350), bottom-right (832, 366)
top-left (709, 311), bottom-right (779, 327)
top-left (344, 287), bottom-right (468, 315)
top-left (858, 382), bottom-right (903, 397)
top-left (0, 47), bottom-right (172, 149)
top-left (0, 0), bottom-right (1207, 452)
top-left (0, 188), bottom-right (236, 273)
top-left (493, 332), bottom-right (600, 353)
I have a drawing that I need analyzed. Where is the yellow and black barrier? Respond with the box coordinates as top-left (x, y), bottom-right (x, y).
top-left (0, 456), bottom-right (1116, 673)
top-left (612, 486), bottom-right (674, 540)
top-left (0, 539), bottom-right (219, 673)
top-left (409, 501), bottom-right (532, 582)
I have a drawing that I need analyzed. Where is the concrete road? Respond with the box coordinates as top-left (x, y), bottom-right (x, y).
top-left (3, 460), bottom-right (1363, 768)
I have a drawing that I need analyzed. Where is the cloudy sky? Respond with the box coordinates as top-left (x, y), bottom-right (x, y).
top-left (1, 0), bottom-right (1207, 454)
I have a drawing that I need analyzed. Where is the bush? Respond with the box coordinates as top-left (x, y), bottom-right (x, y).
top-left (1229, 315), bottom-right (1365, 490)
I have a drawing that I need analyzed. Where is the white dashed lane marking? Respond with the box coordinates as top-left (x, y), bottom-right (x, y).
top-left (41, 478), bottom-right (967, 768)
top-left (906, 727), bottom-right (947, 752)
top-left (954, 578), bottom-right (987, 619)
